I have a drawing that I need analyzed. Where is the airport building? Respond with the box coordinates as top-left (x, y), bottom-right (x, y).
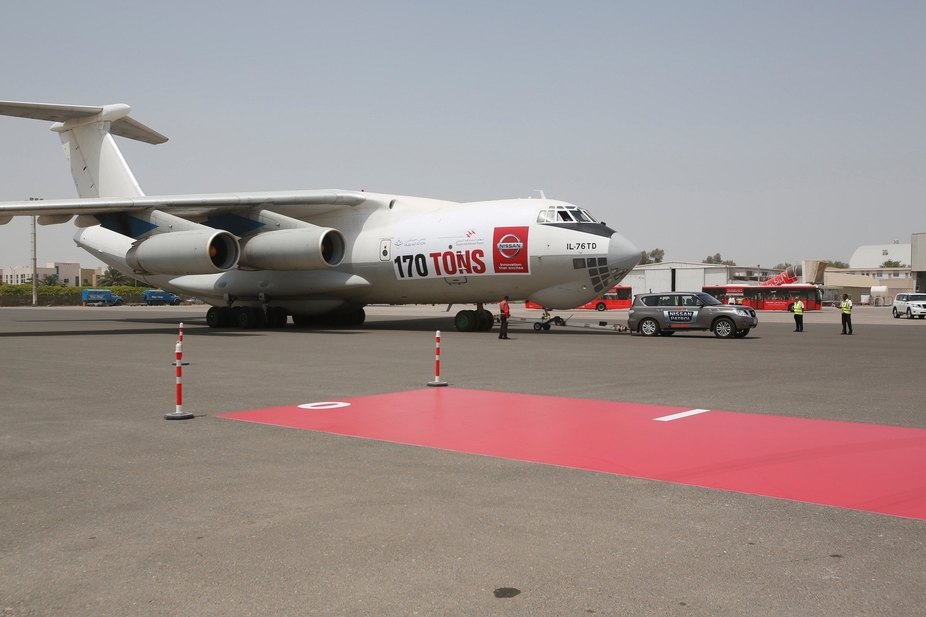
top-left (1, 263), bottom-right (103, 286)
top-left (625, 236), bottom-right (924, 305)
top-left (913, 233), bottom-right (926, 293)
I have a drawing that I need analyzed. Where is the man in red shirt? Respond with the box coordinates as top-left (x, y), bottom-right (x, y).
top-left (498, 296), bottom-right (510, 340)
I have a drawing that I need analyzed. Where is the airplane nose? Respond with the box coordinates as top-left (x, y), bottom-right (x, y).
top-left (608, 232), bottom-right (641, 272)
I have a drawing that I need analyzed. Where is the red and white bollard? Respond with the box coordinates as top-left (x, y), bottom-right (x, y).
top-left (427, 330), bottom-right (448, 387)
top-left (165, 338), bottom-right (194, 420)
top-left (173, 322), bottom-right (189, 366)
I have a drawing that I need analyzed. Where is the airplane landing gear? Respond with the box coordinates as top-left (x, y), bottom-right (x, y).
top-left (454, 308), bottom-right (495, 332)
top-left (291, 307), bottom-right (366, 328)
top-left (206, 305), bottom-right (289, 329)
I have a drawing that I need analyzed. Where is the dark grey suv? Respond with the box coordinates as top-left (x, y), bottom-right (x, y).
top-left (628, 292), bottom-right (758, 338)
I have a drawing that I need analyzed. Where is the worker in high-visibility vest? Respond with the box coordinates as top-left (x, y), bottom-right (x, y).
top-left (498, 295), bottom-right (511, 340)
top-left (792, 298), bottom-right (804, 332)
top-left (840, 294), bottom-right (853, 335)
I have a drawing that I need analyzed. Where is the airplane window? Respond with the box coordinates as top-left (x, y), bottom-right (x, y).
top-left (558, 210), bottom-right (574, 222)
top-left (573, 258), bottom-right (586, 269)
top-left (536, 211), bottom-right (547, 223)
top-left (571, 209), bottom-right (592, 223)
top-left (579, 209), bottom-right (598, 223)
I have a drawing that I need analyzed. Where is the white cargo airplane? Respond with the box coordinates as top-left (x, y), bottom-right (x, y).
top-left (0, 100), bottom-right (640, 331)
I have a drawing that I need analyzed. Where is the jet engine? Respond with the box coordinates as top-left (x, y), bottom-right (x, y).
top-left (238, 227), bottom-right (346, 270)
top-left (126, 229), bottom-right (240, 274)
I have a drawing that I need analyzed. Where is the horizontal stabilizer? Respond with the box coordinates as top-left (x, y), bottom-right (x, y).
top-left (109, 116), bottom-right (168, 145)
top-left (0, 100), bottom-right (167, 144)
top-left (0, 101), bottom-right (102, 122)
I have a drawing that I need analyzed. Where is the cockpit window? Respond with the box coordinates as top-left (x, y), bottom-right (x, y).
top-left (571, 209), bottom-right (593, 223)
top-left (538, 205), bottom-right (600, 225)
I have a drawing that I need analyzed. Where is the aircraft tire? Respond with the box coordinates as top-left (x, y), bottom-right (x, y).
top-left (237, 306), bottom-right (260, 329)
top-left (292, 314), bottom-right (311, 327)
top-left (454, 310), bottom-right (477, 332)
top-left (266, 307), bottom-right (287, 328)
top-left (478, 309), bottom-right (494, 331)
top-left (533, 322), bottom-right (542, 331)
top-left (206, 306), bottom-right (223, 328)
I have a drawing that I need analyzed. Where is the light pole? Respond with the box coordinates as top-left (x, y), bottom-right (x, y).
top-left (29, 198), bottom-right (41, 307)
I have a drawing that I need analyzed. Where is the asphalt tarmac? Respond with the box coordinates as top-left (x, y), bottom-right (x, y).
top-left (1, 305), bottom-right (924, 616)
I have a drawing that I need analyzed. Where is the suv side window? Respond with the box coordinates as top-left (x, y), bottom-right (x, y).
top-left (657, 295), bottom-right (678, 306)
top-left (679, 294), bottom-right (698, 306)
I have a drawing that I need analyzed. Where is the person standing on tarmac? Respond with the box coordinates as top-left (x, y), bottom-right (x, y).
top-left (498, 295), bottom-right (510, 340)
top-left (840, 294), bottom-right (853, 335)
top-left (792, 298), bottom-right (804, 332)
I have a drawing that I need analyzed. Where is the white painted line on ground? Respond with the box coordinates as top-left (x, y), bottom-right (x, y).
top-left (654, 408), bottom-right (711, 422)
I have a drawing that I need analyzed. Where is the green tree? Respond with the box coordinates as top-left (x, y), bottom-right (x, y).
top-left (703, 253), bottom-right (736, 266)
top-left (880, 259), bottom-right (905, 268)
top-left (38, 274), bottom-right (62, 286)
top-left (639, 248), bottom-right (665, 265)
top-left (826, 260), bottom-right (849, 269)
top-left (773, 262), bottom-right (792, 270)
top-left (98, 266), bottom-right (133, 286)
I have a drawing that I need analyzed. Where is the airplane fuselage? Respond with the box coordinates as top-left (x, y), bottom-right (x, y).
top-left (75, 194), bottom-right (639, 314)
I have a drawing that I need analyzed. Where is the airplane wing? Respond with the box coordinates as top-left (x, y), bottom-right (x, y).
top-left (0, 190), bottom-right (368, 223)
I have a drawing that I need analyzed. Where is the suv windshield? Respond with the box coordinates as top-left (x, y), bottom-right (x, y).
top-left (696, 292), bottom-right (722, 306)
top-left (908, 294), bottom-right (926, 301)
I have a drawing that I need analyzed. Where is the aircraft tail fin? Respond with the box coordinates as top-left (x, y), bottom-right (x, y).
top-left (0, 100), bottom-right (167, 199)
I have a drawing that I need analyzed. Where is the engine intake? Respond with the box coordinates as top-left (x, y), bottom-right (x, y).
top-left (126, 229), bottom-right (240, 274)
top-left (238, 227), bottom-right (346, 270)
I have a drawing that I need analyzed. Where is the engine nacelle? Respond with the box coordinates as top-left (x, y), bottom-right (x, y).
top-left (126, 229), bottom-right (240, 274)
top-left (238, 227), bottom-right (346, 270)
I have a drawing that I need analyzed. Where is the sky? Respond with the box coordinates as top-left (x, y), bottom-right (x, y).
top-left (1, 0), bottom-right (924, 270)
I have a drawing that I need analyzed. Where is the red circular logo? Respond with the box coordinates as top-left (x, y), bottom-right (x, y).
top-left (497, 234), bottom-right (523, 259)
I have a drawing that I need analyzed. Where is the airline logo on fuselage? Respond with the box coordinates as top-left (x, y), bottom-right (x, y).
top-left (496, 234), bottom-right (524, 259)
top-left (493, 227), bottom-right (530, 274)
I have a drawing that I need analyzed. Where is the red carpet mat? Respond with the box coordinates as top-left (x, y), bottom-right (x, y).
top-left (218, 388), bottom-right (926, 520)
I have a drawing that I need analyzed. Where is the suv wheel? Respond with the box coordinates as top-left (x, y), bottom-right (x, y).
top-left (639, 318), bottom-right (660, 337)
top-left (907, 308), bottom-right (913, 319)
top-left (893, 307), bottom-right (900, 318)
top-left (714, 317), bottom-right (735, 339)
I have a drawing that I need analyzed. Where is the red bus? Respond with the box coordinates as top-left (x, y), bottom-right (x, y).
top-left (702, 284), bottom-right (823, 311)
top-left (526, 286), bottom-right (633, 311)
